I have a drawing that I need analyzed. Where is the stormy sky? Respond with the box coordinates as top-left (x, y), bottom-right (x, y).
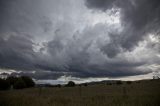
top-left (0, 0), bottom-right (160, 81)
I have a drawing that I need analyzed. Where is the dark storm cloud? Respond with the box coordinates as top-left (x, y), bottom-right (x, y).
top-left (85, 0), bottom-right (160, 51)
top-left (85, 0), bottom-right (117, 11)
top-left (44, 24), bottom-right (151, 78)
top-left (0, 0), bottom-right (51, 71)
top-left (0, 34), bottom-right (36, 70)
top-left (0, 0), bottom-right (159, 80)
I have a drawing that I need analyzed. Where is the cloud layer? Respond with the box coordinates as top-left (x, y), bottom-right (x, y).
top-left (0, 0), bottom-right (160, 80)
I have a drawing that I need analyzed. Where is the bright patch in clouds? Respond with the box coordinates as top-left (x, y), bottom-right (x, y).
top-left (149, 34), bottom-right (159, 43)
top-left (36, 73), bottom-right (154, 85)
top-left (0, 69), bottom-right (16, 74)
top-left (85, 8), bottom-right (121, 26)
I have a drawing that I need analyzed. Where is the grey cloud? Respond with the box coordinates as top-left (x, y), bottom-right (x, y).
top-left (85, 0), bottom-right (117, 11)
top-left (86, 0), bottom-right (160, 51)
top-left (0, 0), bottom-right (159, 80)
top-left (0, 34), bottom-right (36, 70)
top-left (42, 23), bottom-right (151, 78)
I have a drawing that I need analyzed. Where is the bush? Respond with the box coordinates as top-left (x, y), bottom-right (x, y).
top-left (116, 81), bottom-right (122, 85)
top-left (66, 81), bottom-right (75, 87)
top-left (83, 83), bottom-right (88, 87)
top-left (0, 78), bottom-right (10, 90)
top-left (21, 76), bottom-right (35, 88)
top-left (13, 78), bottom-right (26, 89)
top-left (107, 82), bottom-right (112, 85)
top-left (126, 81), bottom-right (132, 84)
top-left (57, 84), bottom-right (61, 88)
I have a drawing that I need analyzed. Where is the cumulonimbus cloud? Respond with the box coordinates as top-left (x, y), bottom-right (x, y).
top-left (0, 0), bottom-right (159, 80)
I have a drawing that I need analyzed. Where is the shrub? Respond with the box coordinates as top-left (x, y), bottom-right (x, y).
top-left (136, 81), bottom-right (140, 83)
top-left (57, 84), bottom-right (61, 88)
top-left (52, 84), bottom-right (61, 88)
top-left (0, 78), bottom-right (10, 90)
top-left (21, 76), bottom-right (35, 88)
top-left (107, 82), bottom-right (112, 85)
top-left (83, 83), bottom-right (88, 87)
top-left (126, 81), bottom-right (132, 84)
top-left (66, 81), bottom-right (75, 87)
top-left (116, 81), bottom-right (122, 85)
top-left (13, 78), bottom-right (26, 89)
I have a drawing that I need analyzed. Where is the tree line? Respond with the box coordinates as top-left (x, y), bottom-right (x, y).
top-left (0, 76), bottom-right (35, 90)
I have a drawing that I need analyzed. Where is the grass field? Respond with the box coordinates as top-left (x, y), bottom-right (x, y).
top-left (0, 79), bottom-right (160, 106)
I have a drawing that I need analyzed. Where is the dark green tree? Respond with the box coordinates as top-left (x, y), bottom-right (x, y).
top-left (0, 78), bottom-right (10, 90)
top-left (66, 81), bottom-right (76, 87)
top-left (21, 76), bottom-right (35, 88)
top-left (6, 76), bottom-right (18, 85)
top-left (13, 78), bottom-right (26, 89)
